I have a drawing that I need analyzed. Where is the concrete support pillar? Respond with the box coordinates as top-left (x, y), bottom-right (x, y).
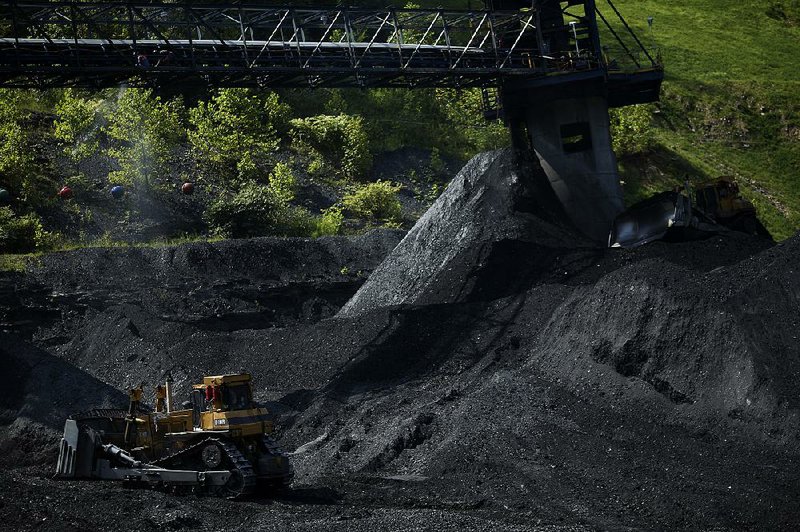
top-left (522, 94), bottom-right (623, 243)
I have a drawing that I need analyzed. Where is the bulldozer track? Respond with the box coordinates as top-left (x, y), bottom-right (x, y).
top-left (153, 437), bottom-right (256, 499)
top-left (261, 435), bottom-right (294, 489)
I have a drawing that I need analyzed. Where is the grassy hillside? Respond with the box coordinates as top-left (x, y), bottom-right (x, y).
top-left (608, 0), bottom-right (800, 239)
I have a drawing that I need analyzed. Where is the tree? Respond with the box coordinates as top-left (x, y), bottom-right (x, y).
top-left (54, 89), bottom-right (102, 161)
top-left (0, 90), bottom-right (37, 200)
top-left (188, 89), bottom-right (289, 184)
top-left (104, 89), bottom-right (184, 188)
top-left (289, 114), bottom-right (372, 180)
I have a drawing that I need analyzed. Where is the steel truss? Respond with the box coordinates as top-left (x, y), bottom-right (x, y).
top-left (0, 0), bottom-right (659, 89)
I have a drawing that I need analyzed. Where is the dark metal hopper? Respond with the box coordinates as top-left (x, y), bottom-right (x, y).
top-left (608, 191), bottom-right (694, 248)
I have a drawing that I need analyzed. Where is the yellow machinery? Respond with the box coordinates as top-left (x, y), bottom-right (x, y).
top-left (56, 373), bottom-right (293, 498)
top-left (693, 177), bottom-right (767, 235)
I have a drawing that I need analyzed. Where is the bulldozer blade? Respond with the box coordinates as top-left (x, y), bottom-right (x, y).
top-left (608, 191), bottom-right (694, 248)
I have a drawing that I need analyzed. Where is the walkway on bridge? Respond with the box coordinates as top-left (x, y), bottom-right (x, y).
top-left (0, 0), bottom-right (662, 98)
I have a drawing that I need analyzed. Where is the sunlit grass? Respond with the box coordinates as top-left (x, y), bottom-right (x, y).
top-left (608, 0), bottom-right (800, 239)
top-left (0, 233), bottom-right (225, 272)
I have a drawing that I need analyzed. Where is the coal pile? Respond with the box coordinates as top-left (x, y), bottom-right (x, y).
top-left (1, 150), bottom-right (799, 530)
top-left (0, 333), bottom-right (124, 469)
top-left (279, 150), bottom-right (799, 529)
top-left (0, 230), bottom-right (403, 393)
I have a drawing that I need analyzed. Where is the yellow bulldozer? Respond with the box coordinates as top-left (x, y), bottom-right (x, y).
top-left (55, 373), bottom-right (293, 498)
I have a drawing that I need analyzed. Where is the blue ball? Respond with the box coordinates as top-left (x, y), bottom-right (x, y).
top-left (0, 188), bottom-right (10, 203)
top-left (110, 185), bottom-right (125, 199)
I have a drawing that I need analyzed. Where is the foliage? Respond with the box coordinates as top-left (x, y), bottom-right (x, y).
top-left (281, 206), bottom-right (317, 236)
top-left (429, 147), bottom-right (445, 175)
top-left (188, 89), bottom-right (288, 183)
top-left (289, 114), bottom-right (372, 180)
top-left (313, 206), bottom-right (344, 237)
top-left (0, 253), bottom-right (31, 272)
top-left (268, 162), bottom-right (297, 204)
top-left (104, 89), bottom-right (184, 188)
top-left (54, 89), bottom-right (102, 161)
top-left (341, 180), bottom-right (402, 223)
top-left (205, 180), bottom-right (313, 238)
top-left (0, 90), bottom-right (37, 200)
top-left (319, 87), bottom-right (508, 159)
top-left (205, 182), bottom-right (283, 238)
top-left (610, 104), bottom-right (654, 156)
top-left (435, 89), bottom-right (509, 158)
top-left (0, 207), bottom-right (54, 253)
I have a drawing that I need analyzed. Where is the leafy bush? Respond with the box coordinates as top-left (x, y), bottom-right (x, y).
top-left (205, 181), bottom-right (313, 238)
top-left (189, 89), bottom-right (288, 183)
top-left (0, 90), bottom-right (36, 199)
top-left (0, 207), bottom-right (53, 253)
top-left (105, 89), bottom-right (184, 188)
top-left (280, 206), bottom-right (317, 237)
top-left (327, 87), bottom-right (509, 160)
top-left (313, 206), bottom-right (344, 237)
top-left (342, 181), bottom-right (402, 223)
top-left (289, 114), bottom-right (372, 180)
top-left (610, 104), bottom-right (654, 157)
top-left (435, 89), bottom-right (510, 158)
top-left (268, 162), bottom-right (297, 204)
top-left (205, 182), bottom-right (281, 238)
top-left (54, 89), bottom-right (102, 161)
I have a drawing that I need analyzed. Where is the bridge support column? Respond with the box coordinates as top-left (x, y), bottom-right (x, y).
top-left (505, 80), bottom-right (624, 243)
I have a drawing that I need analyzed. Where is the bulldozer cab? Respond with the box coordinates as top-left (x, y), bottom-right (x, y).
top-left (193, 374), bottom-right (255, 413)
top-left (694, 177), bottom-right (754, 220)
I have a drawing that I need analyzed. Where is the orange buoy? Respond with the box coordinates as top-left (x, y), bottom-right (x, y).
top-left (181, 182), bottom-right (195, 195)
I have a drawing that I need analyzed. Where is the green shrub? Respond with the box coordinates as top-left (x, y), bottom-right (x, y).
top-left (204, 181), bottom-right (313, 238)
top-left (0, 207), bottom-right (53, 253)
top-left (189, 89), bottom-right (288, 184)
top-left (280, 206), bottom-right (317, 237)
top-left (342, 181), bottom-right (402, 223)
top-left (289, 114), bottom-right (372, 180)
top-left (429, 148), bottom-right (445, 175)
top-left (435, 88), bottom-right (510, 158)
top-left (268, 162), bottom-right (297, 204)
top-left (105, 89), bottom-right (184, 188)
top-left (313, 206), bottom-right (344, 237)
top-left (0, 90), bottom-right (36, 199)
top-left (54, 89), bottom-right (102, 161)
top-left (610, 104), bottom-right (654, 157)
top-left (205, 182), bottom-right (281, 238)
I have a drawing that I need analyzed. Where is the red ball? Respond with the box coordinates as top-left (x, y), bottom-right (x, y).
top-left (181, 182), bottom-right (195, 195)
top-left (58, 186), bottom-right (73, 199)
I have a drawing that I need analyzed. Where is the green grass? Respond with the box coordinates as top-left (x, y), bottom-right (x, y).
top-left (0, 233), bottom-right (227, 271)
top-left (606, 0), bottom-right (800, 239)
top-left (0, 253), bottom-right (35, 272)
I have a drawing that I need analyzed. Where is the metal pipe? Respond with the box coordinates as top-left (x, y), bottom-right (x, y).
top-left (165, 373), bottom-right (174, 413)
